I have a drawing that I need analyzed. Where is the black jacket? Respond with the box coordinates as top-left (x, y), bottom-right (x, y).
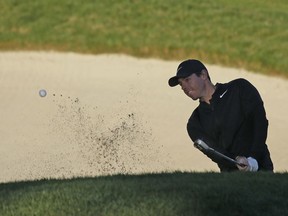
top-left (187, 78), bottom-right (273, 172)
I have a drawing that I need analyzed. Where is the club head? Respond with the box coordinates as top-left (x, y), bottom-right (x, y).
top-left (194, 139), bottom-right (210, 151)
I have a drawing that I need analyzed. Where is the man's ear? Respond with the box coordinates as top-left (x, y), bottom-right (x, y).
top-left (200, 69), bottom-right (208, 80)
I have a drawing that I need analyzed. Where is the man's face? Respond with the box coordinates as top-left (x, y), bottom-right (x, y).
top-left (178, 73), bottom-right (205, 100)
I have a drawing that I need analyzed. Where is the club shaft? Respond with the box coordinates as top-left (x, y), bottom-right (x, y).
top-left (209, 148), bottom-right (245, 166)
top-left (194, 139), bottom-right (246, 167)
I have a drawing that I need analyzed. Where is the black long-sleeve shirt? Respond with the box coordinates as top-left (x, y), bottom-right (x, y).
top-left (187, 78), bottom-right (273, 172)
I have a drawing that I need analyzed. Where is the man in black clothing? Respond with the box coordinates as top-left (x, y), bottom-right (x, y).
top-left (168, 59), bottom-right (273, 172)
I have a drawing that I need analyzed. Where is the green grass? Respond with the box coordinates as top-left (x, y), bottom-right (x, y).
top-left (1, 172), bottom-right (288, 216)
top-left (0, 0), bottom-right (287, 77)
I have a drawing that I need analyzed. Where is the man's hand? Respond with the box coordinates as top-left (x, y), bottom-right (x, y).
top-left (236, 156), bottom-right (258, 172)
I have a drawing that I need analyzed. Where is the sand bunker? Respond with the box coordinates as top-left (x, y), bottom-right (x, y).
top-left (0, 51), bottom-right (287, 182)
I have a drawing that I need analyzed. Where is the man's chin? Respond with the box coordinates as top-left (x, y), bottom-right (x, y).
top-left (187, 91), bottom-right (197, 100)
top-left (186, 94), bottom-right (197, 100)
top-left (191, 97), bottom-right (198, 101)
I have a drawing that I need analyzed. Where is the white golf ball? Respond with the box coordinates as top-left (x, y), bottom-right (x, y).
top-left (39, 89), bottom-right (47, 97)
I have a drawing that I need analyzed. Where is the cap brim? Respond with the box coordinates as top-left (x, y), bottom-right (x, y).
top-left (168, 76), bottom-right (180, 87)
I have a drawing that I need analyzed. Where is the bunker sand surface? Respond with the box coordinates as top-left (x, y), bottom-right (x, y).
top-left (0, 52), bottom-right (287, 183)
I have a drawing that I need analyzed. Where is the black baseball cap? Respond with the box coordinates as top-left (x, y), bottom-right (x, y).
top-left (168, 59), bottom-right (207, 87)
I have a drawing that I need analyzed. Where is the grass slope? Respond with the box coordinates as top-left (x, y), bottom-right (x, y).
top-left (0, 0), bottom-right (288, 77)
top-left (1, 172), bottom-right (288, 216)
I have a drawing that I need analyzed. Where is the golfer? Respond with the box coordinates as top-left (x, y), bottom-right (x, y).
top-left (168, 59), bottom-right (273, 172)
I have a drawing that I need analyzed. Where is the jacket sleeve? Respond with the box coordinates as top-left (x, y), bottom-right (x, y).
top-left (239, 79), bottom-right (268, 161)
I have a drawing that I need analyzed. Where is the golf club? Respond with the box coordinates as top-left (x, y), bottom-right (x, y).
top-left (194, 139), bottom-right (246, 167)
